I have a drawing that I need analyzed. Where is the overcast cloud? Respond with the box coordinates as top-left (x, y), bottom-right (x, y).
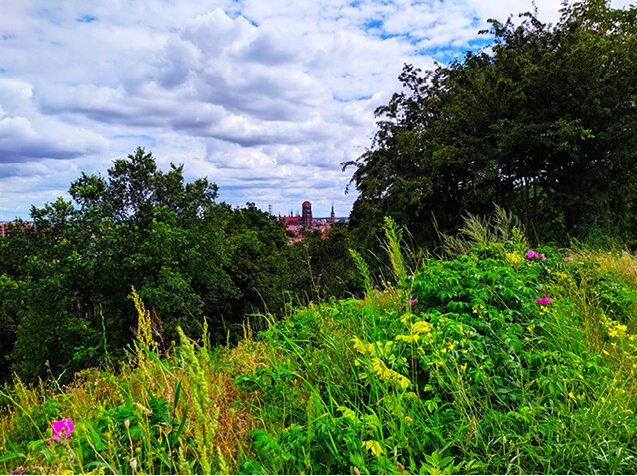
top-left (0, 0), bottom-right (632, 219)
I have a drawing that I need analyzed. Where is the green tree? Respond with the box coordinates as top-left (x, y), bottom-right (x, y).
top-left (224, 203), bottom-right (290, 322)
top-left (283, 223), bottom-right (363, 302)
top-left (346, 0), bottom-right (637, 247)
top-left (0, 148), bottom-right (242, 381)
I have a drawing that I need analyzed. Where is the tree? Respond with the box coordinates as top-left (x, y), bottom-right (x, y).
top-left (282, 223), bottom-right (363, 303)
top-left (346, 0), bottom-right (637, 248)
top-left (0, 148), bottom-right (241, 380)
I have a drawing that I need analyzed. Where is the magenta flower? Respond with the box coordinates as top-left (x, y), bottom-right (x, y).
top-left (526, 250), bottom-right (539, 260)
top-left (526, 250), bottom-right (547, 261)
top-left (409, 298), bottom-right (417, 306)
top-left (50, 418), bottom-right (75, 440)
top-left (536, 297), bottom-right (552, 305)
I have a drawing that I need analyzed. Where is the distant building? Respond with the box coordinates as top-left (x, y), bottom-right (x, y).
top-left (0, 221), bottom-right (33, 238)
top-left (280, 215), bottom-right (301, 226)
top-left (302, 201), bottom-right (313, 228)
top-left (279, 201), bottom-right (340, 243)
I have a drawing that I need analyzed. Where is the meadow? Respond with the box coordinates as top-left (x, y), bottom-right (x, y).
top-left (1, 215), bottom-right (637, 474)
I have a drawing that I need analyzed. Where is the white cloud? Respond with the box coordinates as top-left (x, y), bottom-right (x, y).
top-left (0, 79), bottom-right (107, 163)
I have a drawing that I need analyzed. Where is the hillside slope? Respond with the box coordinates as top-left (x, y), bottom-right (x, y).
top-left (1, 231), bottom-right (637, 474)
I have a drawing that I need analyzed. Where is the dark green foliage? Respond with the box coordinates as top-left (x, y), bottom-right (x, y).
top-left (285, 223), bottom-right (363, 302)
top-left (224, 203), bottom-right (291, 328)
top-left (346, 0), bottom-right (637, 249)
top-left (0, 275), bottom-right (21, 380)
top-left (234, 242), bottom-right (637, 474)
top-left (0, 148), bottom-right (303, 381)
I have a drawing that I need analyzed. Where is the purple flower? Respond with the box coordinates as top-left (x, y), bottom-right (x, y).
top-left (526, 250), bottom-right (539, 260)
top-left (539, 253), bottom-right (546, 261)
top-left (536, 297), bottom-right (552, 306)
top-left (409, 298), bottom-right (417, 306)
top-left (51, 418), bottom-right (74, 440)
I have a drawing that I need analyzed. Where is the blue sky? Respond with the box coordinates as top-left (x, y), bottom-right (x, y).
top-left (0, 0), bottom-right (631, 220)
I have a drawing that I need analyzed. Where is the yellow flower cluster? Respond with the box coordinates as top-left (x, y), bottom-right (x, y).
top-left (505, 252), bottom-right (523, 266)
top-left (352, 336), bottom-right (393, 357)
top-left (600, 313), bottom-right (637, 376)
top-left (362, 440), bottom-right (383, 457)
top-left (607, 321), bottom-right (628, 338)
top-left (370, 358), bottom-right (411, 390)
top-left (601, 313), bottom-right (631, 340)
top-left (352, 336), bottom-right (412, 390)
top-left (395, 319), bottom-right (434, 344)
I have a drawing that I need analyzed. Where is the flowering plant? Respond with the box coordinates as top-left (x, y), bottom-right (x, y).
top-left (536, 297), bottom-right (552, 305)
top-left (50, 418), bottom-right (75, 440)
top-left (526, 250), bottom-right (546, 261)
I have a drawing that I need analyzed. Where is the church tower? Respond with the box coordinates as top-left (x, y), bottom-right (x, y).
top-left (302, 201), bottom-right (313, 228)
top-left (330, 204), bottom-right (336, 224)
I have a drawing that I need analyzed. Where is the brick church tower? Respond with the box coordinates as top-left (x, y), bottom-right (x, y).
top-left (302, 201), bottom-right (313, 228)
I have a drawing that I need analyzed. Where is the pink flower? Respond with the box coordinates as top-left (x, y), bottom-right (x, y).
top-left (51, 418), bottom-right (74, 440)
top-left (526, 250), bottom-right (539, 260)
top-left (409, 298), bottom-right (417, 306)
top-left (536, 297), bottom-right (552, 305)
top-left (526, 250), bottom-right (547, 261)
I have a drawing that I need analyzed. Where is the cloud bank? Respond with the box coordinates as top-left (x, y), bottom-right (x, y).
top-left (0, 0), bottom-right (631, 219)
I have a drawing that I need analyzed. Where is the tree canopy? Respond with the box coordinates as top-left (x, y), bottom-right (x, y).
top-left (0, 148), bottom-right (361, 382)
top-left (346, 0), bottom-right (637, 248)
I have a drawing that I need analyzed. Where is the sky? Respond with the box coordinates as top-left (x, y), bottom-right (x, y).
top-left (0, 0), bottom-right (632, 220)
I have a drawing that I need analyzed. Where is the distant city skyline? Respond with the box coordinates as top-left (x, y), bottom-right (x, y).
top-left (1, 0), bottom-right (632, 221)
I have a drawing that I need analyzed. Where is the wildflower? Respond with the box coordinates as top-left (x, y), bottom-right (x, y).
top-left (526, 250), bottom-right (539, 259)
top-left (505, 252), bottom-right (523, 265)
top-left (526, 249), bottom-right (547, 261)
top-left (363, 440), bottom-right (383, 457)
top-left (411, 320), bottom-right (432, 334)
top-left (536, 297), bottom-right (552, 305)
top-left (50, 418), bottom-right (75, 440)
top-left (409, 298), bottom-right (417, 306)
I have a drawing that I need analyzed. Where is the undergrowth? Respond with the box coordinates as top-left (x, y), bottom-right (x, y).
top-left (1, 212), bottom-right (637, 474)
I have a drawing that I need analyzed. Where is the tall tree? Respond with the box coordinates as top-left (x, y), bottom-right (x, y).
top-left (0, 149), bottom-right (242, 380)
top-left (346, 0), bottom-right (637, 248)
